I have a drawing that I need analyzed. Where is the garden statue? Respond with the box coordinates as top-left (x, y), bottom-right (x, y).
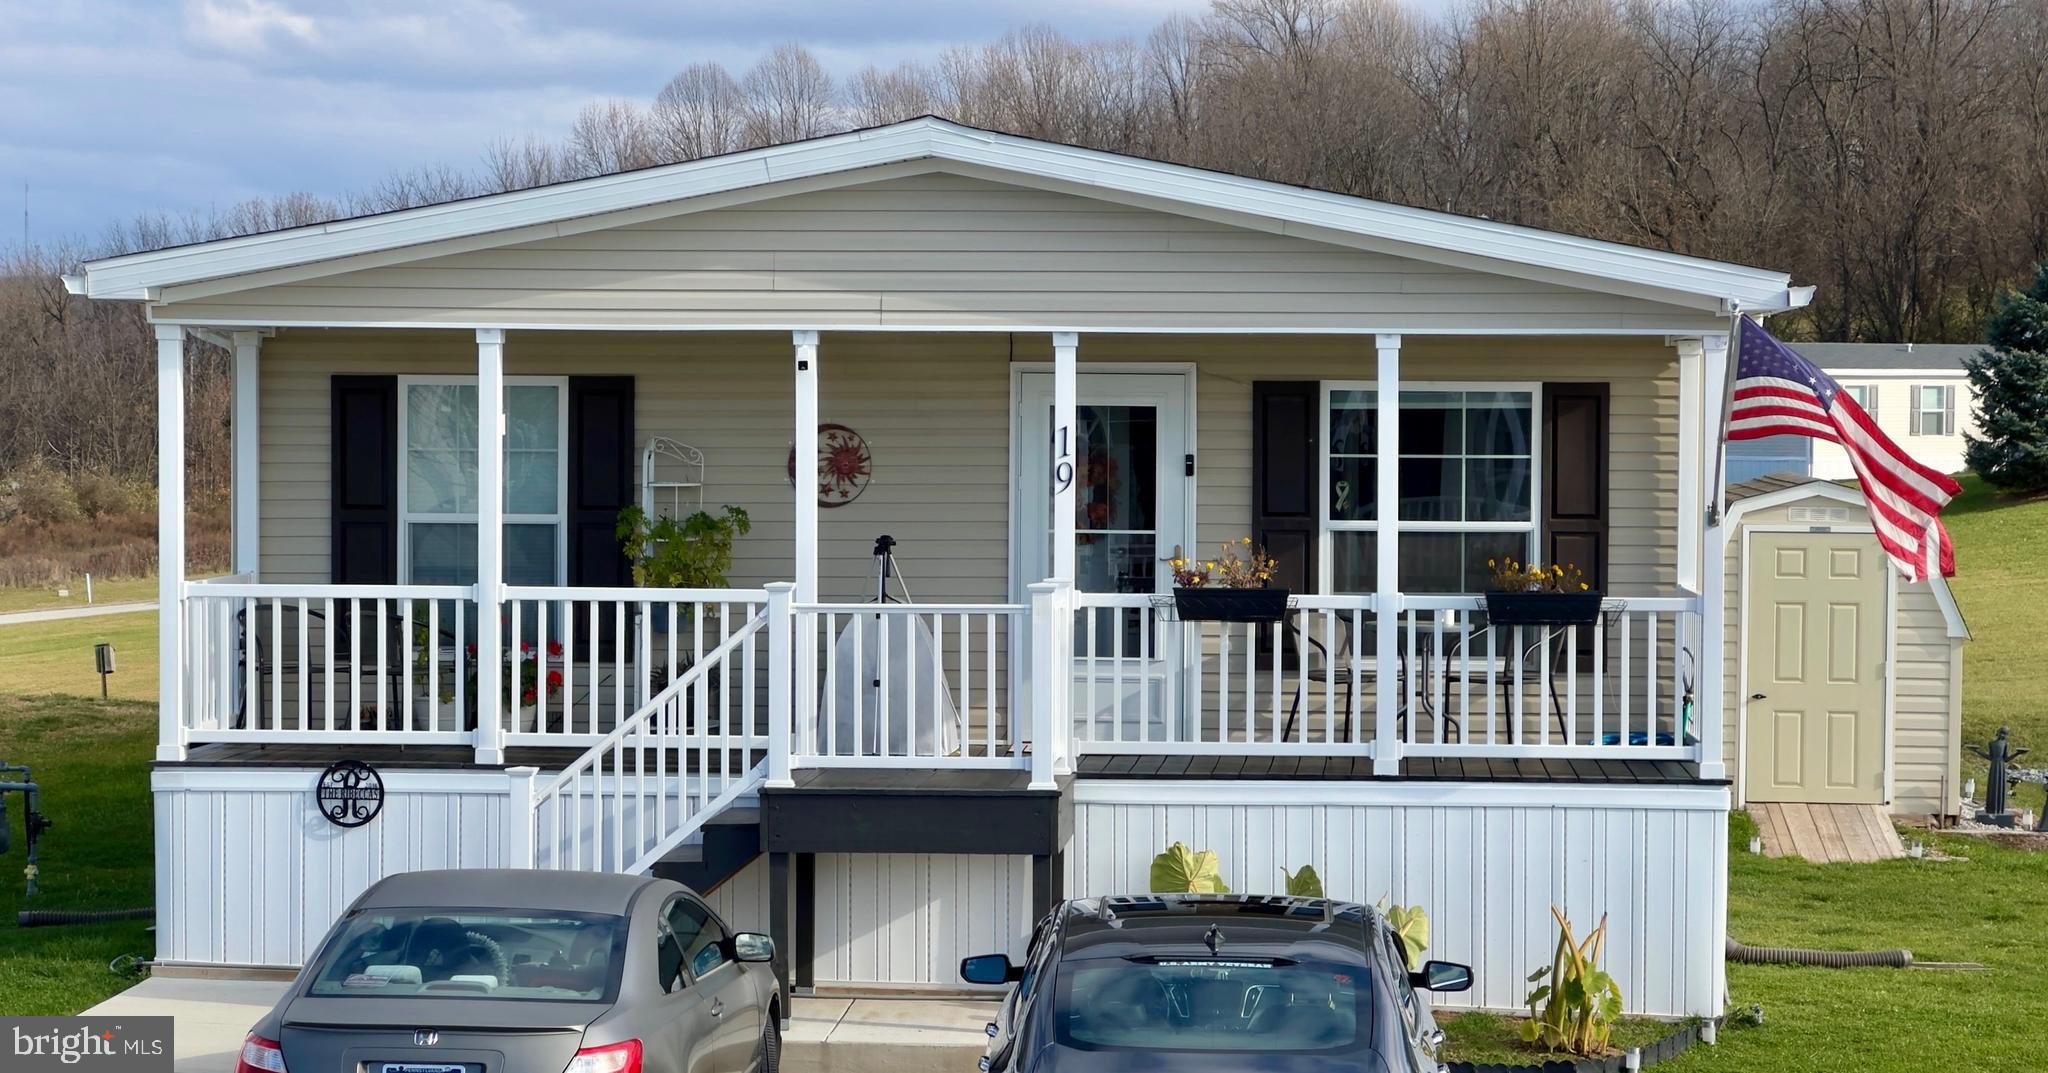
top-left (1969, 726), bottom-right (2029, 828)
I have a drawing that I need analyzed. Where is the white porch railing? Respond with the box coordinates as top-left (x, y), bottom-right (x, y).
top-left (523, 605), bottom-right (770, 873)
top-left (1394, 596), bottom-right (1702, 760)
top-left (172, 578), bottom-right (1707, 773)
top-left (499, 586), bottom-right (769, 748)
top-left (1069, 593), bottom-right (1380, 754)
top-left (791, 600), bottom-right (1030, 768)
top-left (1067, 591), bottom-right (1704, 762)
top-left (182, 581), bottom-right (478, 743)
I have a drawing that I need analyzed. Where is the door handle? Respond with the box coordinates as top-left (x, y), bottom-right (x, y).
top-left (1750, 693), bottom-right (1767, 701)
top-left (708, 998), bottom-right (725, 1018)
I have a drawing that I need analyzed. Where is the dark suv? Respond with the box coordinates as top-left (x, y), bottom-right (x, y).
top-left (960, 895), bottom-right (1471, 1073)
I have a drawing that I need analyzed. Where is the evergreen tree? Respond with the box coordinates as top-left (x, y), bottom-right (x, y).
top-left (1964, 264), bottom-right (2048, 492)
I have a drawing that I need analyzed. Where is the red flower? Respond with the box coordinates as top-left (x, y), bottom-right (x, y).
top-left (546, 641), bottom-right (564, 657)
top-left (520, 688), bottom-right (537, 705)
top-left (546, 670), bottom-right (564, 686)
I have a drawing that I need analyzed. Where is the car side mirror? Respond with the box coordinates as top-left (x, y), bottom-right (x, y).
top-left (960, 954), bottom-right (1023, 985)
top-left (1410, 960), bottom-right (1472, 993)
top-left (731, 933), bottom-right (776, 963)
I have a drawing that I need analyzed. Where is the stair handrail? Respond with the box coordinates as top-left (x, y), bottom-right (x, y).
top-left (529, 605), bottom-right (769, 871)
top-left (533, 606), bottom-right (767, 803)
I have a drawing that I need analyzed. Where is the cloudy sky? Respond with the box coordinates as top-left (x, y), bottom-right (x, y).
top-left (0, 0), bottom-right (1209, 247)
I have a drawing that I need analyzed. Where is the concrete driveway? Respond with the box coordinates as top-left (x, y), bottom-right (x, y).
top-left (85, 976), bottom-right (991, 1073)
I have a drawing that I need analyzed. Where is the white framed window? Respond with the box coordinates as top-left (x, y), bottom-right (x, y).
top-left (1319, 384), bottom-right (1540, 594)
top-left (397, 376), bottom-right (568, 586)
top-left (1840, 382), bottom-right (1876, 417)
top-left (1909, 383), bottom-right (1955, 437)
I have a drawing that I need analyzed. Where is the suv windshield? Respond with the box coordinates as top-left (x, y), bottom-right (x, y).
top-left (306, 909), bottom-right (624, 1002)
top-left (1054, 956), bottom-right (1369, 1053)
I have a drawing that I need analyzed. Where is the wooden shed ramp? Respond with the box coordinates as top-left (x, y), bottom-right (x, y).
top-left (1752, 802), bottom-right (1906, 863)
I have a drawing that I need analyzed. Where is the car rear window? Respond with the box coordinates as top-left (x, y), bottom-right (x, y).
top-left (306, 909), bottom-right (624, 1002)
top-left (1054, 956), bottom-right (1370, 1054)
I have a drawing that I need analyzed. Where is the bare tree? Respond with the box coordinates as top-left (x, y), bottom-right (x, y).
top-left (652, 63), bottom-right (748, 160)
top-left (741, 45), bottom-right (838, 146)
top-left (567, 99), bottom-right (659, 178)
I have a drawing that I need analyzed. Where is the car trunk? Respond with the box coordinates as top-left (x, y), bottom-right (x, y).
top-left (280, 997), bottom-right (600, 1073)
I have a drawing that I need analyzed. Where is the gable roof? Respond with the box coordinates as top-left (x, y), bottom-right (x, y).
top-left (1790, 341), bottom-right (1978, 373)
top-left (71, 117), bottom-right (1808, 316)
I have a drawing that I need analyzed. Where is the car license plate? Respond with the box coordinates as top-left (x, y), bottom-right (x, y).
top-left (380, 1064), bottom-right (466, 1073)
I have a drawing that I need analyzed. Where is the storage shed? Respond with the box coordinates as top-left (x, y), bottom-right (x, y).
top-left (1719, 475), bottom-right (1969, 819)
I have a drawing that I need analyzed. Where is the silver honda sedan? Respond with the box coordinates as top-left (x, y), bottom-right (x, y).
top-left (236, 869), bottom-right (780, 1073)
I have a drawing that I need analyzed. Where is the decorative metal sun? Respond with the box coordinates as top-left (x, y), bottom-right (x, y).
top-left (788, 422), bottom-right (872, 507)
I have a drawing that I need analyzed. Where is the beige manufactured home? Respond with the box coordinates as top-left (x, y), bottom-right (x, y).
top-left (72, 118), bottom-right (1834, 1020)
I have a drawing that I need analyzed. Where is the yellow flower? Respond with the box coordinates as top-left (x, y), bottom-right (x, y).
top-left (1241, 537), bottom-right (1252, 545)
top-left (1580, 582), bottom-right (1590, 591)
top-left (1487, 558), bottom-right (1497, 567)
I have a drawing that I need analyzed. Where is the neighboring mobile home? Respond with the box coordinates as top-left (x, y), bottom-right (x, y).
top-left (1725, 342), bottom-right (1978, 483)
top-left (70, 118), bottom-right (1821, 1020)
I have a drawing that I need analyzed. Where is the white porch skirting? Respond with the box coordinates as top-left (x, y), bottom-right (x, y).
top-left (151, 770), bottom-right (1726, 1019)
top-left (1067, 781), bottom-right (1729, 1018)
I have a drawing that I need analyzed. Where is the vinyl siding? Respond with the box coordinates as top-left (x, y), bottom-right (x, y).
top-left (257, 330), bottom-right (1680, 601)
top-left (1811, 373), bottom-right (1976, 480)
top-left (1720, 495), bottom-right (1963, 817)
top-left (163, 173), bottom-right (1726, 333)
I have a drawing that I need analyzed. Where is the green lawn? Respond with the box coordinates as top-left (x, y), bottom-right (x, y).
top-left (0, 695), bottom-right (155, 1015)
top-left (0, 577), bottom-right (160, 615)
top-left (0, 611), bottom-right (157, 700)
top-left (1941, 473), bottom-right (2048, 811)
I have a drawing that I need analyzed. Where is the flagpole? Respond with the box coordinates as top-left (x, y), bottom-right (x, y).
top-left (1707, 310), bottom-right (1746, 525)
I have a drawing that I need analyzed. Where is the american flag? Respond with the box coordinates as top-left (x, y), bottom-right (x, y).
top-left (1727, 318), bottom-right (1959, 581)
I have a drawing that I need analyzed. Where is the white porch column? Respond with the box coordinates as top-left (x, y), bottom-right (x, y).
top-left (474, 329), bottom-right (507, 765)
top-left (156, 325), bottom-right (188, 762)
top-left (1051, 332), bottom-right (1079, 583)
top-left (1674, 337), bottom-right (1704, 593)
top-left (231, 331), bottom-right (261, 578)
top-left (1695, 332), bottom-right (1731, 781)
top-left (1372, 334), bottom-right (1402, 775)
top-left (764, 582), bottom-right (796, 788)
top-left (792, 331), bottom-right (820, 602)
top-left (1027, 580), bottom-right (1068, 789)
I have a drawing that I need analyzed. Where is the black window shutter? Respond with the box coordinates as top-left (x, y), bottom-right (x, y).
top-left (330, 375), bottom-right (398, 584)
top-left (1252, 381), bottom-right (1320, 594)
top-left (1541, 383), bottom-right (1609, 590)
top-left (568, 376), bottom-right (635, 587)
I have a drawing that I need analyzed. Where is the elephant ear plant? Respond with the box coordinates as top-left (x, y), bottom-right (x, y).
top-left (1149, 842), bottom-right (1230, 893)
top-left (1522, 907), bottom-right (1623, 1056)
top-left (1376, 896), bottom-right (1431, 970)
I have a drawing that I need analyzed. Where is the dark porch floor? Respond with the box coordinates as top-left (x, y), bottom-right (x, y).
top-left (168, 743), bottom-right (1718, 786)
top-left (1074, 753), bottom-right (1716, 785)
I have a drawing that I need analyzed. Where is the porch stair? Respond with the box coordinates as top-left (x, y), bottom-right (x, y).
top-left (651, 806), bottom-right (763, 894)
top-left (527, 605), bottom-right (772, 875)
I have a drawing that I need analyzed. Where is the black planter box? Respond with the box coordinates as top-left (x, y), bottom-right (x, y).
top-left (1484, 590), bottom-right (1604, 626)
top-left (1173, 586), bottom-right (1290, 623)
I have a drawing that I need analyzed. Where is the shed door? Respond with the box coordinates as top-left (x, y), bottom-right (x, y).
top-left (1744, 532), bottom-right (1887, 804)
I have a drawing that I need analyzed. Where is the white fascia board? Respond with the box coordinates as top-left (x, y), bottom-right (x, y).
top-left (82, 117), bottom-right (1800, 312)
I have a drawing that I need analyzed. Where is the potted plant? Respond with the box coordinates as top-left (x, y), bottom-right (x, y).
top-left (616, 504), bottom-right (752, 693)
top-left (1483, 557), bottom-right (1602, 626)
top-left (1168, 539), bottom-right (1287, 623)
top-left (456, 640), bottom-right (565, 733)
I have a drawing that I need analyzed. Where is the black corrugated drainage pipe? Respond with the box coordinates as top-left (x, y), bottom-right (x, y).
top-left (17, 908), bottom-right (155, 928)
top-left (1726, 937), bottom-right (1912, 968)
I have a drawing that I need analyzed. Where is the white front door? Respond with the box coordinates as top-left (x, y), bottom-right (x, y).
top-left (1016, 371), bottom-right (1193, 740)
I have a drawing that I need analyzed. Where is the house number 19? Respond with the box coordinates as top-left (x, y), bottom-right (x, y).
top-left (1052, 425), bottom-right (1074, 493)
